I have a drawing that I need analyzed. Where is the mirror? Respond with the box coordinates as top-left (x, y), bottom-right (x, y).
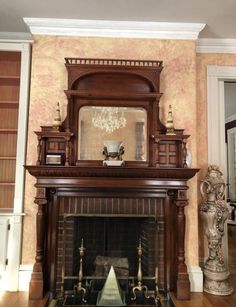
top-left (78, 106), bottom-right (147, 161)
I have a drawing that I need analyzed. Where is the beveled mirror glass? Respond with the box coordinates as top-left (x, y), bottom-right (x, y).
top-left (78, 106), bottom-right (147, 161)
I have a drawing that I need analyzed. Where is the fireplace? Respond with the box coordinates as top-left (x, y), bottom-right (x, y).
top-left (62, 216), bottom-right (155, 278)
top-left (56, 196), bottom-right (165, 295)
top-left (26, 58), bottom-right (199, 304)
top-left (25, 173), bottom-right (197, 304)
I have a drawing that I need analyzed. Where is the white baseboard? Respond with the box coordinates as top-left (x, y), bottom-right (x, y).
top-left (188, 266), bottom-right (203, 292)
top-left (18, 264), bottom-right (33, 291)
top-left (0, 270), bottom-right (8, 290)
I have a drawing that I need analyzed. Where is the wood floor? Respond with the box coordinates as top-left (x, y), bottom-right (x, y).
top-left (0, 275), bottom-right (235, 307)
top-left (170, 274), bottom-right (236, 307)
top-left (0, 291), bottom-right (49, 307)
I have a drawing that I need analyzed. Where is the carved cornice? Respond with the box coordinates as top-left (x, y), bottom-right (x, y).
top-left (64, 90), bottom-right (162, 101)
top-left (65, 58), bottom-right (163, 68)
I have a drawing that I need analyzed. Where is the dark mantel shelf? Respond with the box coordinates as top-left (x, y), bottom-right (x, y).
top-left (26, 163), bottom-right (199, 302)
top-left (25, 165), bottom-right (199, 190)
top-left (25, 165), bottom-right (199, 179)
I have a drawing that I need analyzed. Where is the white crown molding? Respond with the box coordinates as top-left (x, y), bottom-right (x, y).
top-left (0, 32), bottom-right (33, 43)
top-left (23, 18), bottom-right (205, 40)
top-left (197, 39), bottom-right (236, 53)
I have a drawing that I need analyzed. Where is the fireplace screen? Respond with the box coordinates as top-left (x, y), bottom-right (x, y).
top-left (57, 215), bottom-right (163, 305)
top-left (63, 216), bottom-right (156, 278)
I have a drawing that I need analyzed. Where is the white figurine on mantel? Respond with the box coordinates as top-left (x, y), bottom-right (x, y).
top-left (166, 105), bottom-right (176, 135)
top-left (200, 165), bottom-right (233, 295)
top-left (103, 140), bottom-right (125, 166)
top-left (52, 102), bottom-right (62, 130)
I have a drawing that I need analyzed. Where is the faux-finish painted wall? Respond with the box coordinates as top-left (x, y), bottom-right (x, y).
top-left (23, 35), bottom-right (199, 268)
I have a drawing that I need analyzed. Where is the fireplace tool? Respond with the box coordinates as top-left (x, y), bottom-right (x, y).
top-left (154, 267), bottom-right (162, 307)
top-left (131, 240), bottom-right (162, 306)
top-left (131, 239), bottom-right (150, 302)
top-left (73, 238), bottom-right (87, 303)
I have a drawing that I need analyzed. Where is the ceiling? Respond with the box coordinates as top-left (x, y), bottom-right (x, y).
top-left (0, 0), bottom-right (236, 39)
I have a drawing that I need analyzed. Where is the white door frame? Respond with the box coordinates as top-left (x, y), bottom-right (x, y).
top-left (207, 65), bottom-right (236, 268)
top-left (207, 65), bottom-right (236, 174)
top-left (227, 127), bottom-right (236, 201)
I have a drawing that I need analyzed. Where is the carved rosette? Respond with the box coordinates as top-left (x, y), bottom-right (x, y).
top-left (200, 165), bottom-right (233, 295)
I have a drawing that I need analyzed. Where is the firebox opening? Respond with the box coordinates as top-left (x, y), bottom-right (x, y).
top-left (63, 216), bottom-right (157, 279)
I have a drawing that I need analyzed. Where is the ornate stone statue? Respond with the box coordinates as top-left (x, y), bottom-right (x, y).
top-left (200, 165), bottom-right (233, 295)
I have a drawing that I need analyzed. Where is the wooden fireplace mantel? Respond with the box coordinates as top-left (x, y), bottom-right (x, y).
top-left (26, 165), bottom-right (198, 181)
top-left (26, 164), bottom-right (199, 301)
top-left (26, 58), bottom-right (199, 303)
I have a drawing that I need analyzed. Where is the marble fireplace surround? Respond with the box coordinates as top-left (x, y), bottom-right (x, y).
top-left (25, 165), bottom-right (198, 301)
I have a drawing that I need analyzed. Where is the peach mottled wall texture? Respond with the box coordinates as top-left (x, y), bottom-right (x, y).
top-left (22, 35), bottom-right (199, 267)
top-left (196, 53), bottom-right (236, 258)
top-left (196, 52), bottom-right (236, 176)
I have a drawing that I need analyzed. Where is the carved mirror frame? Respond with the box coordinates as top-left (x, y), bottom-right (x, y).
top-left (63, 58), bottom-right (165, 166)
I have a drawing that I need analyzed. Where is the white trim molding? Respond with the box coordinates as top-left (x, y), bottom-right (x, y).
top-left (0, 32), bottom-right (33, 43)
top-left (227, 127), bottom-right (236, 201)
top-left (206, 65), bottom-right (236, 177)
top-left (18, 264), bottom-right (33, 291)
top-left (197, 39), bottom-right (236, 53)
top-left (23, 18), bottom-right (205, 40)
top-left (15, 42), bottom-right (31, 214)
top-left (207, 65), bottom-right (236, 269)
top-left (188, 266), bottom-right (203, 292)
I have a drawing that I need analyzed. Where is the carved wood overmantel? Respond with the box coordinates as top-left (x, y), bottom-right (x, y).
top-left (25, 58), bottom-right (199, 303)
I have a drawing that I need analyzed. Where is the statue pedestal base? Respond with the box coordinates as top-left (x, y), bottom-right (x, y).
top-left (103, 160), bottom-right (124, 166)
top-left (203, 269), bottom-right (234, 295)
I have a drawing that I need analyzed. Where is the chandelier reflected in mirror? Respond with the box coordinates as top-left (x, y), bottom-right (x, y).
top-left (92, 107), bottom-right (127, 133)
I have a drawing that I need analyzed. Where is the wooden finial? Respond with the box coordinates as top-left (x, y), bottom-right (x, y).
top-left (52, 102), bottom-right (62, 131)
top-left (166, 105), bottom-right (176, 135)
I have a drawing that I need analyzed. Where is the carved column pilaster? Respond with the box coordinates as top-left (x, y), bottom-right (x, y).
top-left (36, 136), bottom-right (42, 166)
top-left (154, 137), bottom-right (160, 167)
top-left (182, 139), bottom-right (187, 168)
top-left (29, 187), bottom-right (47, 300)
top-left (175, 189), bottom-right (190, 300)
top-left (65, 137), bottom-right (70, 166)
top-left (148, 135), bottom-right (155, 167)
